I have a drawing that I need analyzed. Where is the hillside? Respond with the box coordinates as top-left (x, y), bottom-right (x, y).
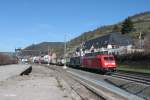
top-left (68, 11), bottom-right (150, 49)
top-left (23, 11), bottom-right (150, 57)
top-left (23, 42), bottom-right (64, 57)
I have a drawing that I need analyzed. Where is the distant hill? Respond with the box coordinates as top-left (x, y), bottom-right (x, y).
top-left (23, 42), bottom-right (64, 57)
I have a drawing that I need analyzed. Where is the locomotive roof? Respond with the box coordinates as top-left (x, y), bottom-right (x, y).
top-left (84, 32), bottom-right (133, 49)
top-left (85, 51), bottom-right (109, 56)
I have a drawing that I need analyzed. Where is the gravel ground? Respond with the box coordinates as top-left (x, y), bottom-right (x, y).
top-left (2, 64), bottom-right (143, 100)
top-left (0, 64), bottom-right (30, 81)
top-left (46, 65), bottom-right (105, 100)
top-left (0, 65), bottom-right (77, 100)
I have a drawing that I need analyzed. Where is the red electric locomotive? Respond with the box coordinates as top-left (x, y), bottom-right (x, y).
top-left (69, 52), bottom-right (117, 73)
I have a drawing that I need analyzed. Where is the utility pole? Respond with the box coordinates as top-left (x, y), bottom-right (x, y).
top-left (48, 46), bottom-right (50, 65)
top-left (63, 33), bottom-right (67, 69)
top-left (48, 46), bottom-right (49, 55)
top-left (139, 32), bottom-right (142, 49)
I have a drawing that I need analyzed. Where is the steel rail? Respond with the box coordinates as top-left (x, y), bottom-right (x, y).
top-left (112, 71), bottom-right (150, 85)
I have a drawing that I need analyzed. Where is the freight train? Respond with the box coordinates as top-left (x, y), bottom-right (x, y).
top-left (68, 52), bottom-right (117, 74)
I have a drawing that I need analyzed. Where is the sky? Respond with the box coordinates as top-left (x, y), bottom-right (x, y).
top-left (0, 0), bottom-right (150, 52)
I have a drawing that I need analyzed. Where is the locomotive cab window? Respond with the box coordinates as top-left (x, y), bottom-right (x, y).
top-left (104, 57), bottom-right (114, 61)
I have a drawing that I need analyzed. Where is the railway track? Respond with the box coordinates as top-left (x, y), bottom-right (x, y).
top-left (112, 71), bottom-right (150, 85)
top-left (42, 64), bottom-right (148, 100)
top-left (44, 65), bottom-right (143, 100)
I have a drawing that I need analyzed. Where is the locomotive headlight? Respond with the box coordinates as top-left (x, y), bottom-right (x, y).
top-left (111, 62), bottom-right (115, 65)
top-left (104, 63), bottom-right (108, 65)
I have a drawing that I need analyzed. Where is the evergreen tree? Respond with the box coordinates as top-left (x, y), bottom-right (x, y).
top-left (121, 17), bottom-right (134, 34)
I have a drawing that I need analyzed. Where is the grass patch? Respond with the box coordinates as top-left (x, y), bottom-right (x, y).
top-left (117, 65), bottom-right (150, 74)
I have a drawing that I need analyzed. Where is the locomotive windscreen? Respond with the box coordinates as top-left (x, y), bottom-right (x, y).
top-left (104, 57), bottom-right (114, 61)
